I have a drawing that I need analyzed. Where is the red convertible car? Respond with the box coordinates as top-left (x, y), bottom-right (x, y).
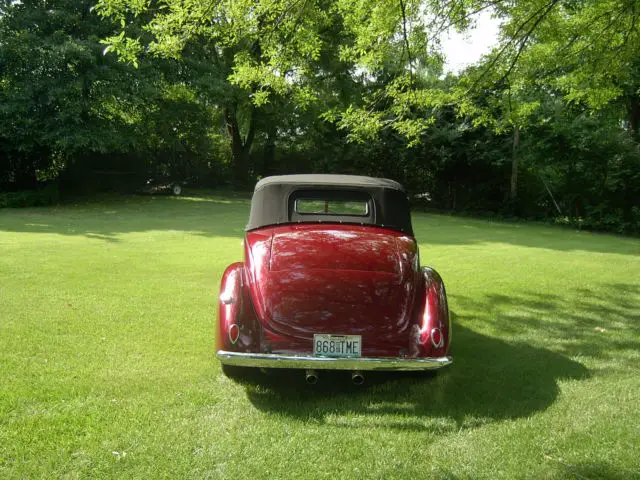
top-left (217, 174), bottom-right (451, 384)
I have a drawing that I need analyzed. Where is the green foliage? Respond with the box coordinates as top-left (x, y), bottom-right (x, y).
top-left (284, 84), bottom-right (640, 233)
top-left (0, 0), bottom-right (141, 185)
top-left (1, 0), bottom-right (638, 233)
top-left (0, 183), bottom-right (60, 208)
top-left (95, 0), bottom-right (640, 142)
top-left (101, 31), bottom-right (143, 67)
top-left (519, 103), bottom-right (640, 232)
top-left (95, 0), bottom-right (450, 145)
top-left (0, 0), bottom-right (231, 190)
top-left (450, 1), bottom-right (640, 130)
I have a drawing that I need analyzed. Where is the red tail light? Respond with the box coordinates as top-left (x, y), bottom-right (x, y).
top-left (228, 324), bottom-right (240, 344)
top-left (431, 328), bottom-right (443, 348)
top-left (419, 287), bottom-right (438, 344)
top-left (418, 285), bottom-right (448, 353)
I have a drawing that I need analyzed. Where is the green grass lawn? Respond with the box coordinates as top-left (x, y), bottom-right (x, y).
top-left (1, 193), bottom-right (639, 479)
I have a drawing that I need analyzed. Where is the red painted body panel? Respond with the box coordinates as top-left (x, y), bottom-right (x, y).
top-left (247, 225), bottom-right (419, 356)
top-left (216, 223), bottom-right (449, 360)
top-left (217, 262), bottom-right (260, 353)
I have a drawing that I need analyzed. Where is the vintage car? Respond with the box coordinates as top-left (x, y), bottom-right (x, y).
top-left (216, 174), bottom-right (451, 384)
top-left (137, 178), bottom-right (184, 196)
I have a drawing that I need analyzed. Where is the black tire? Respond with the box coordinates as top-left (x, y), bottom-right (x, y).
top-left (221, 364), bottom-right (254, 382)
top-left (401, 369), bottom-right (439, 381)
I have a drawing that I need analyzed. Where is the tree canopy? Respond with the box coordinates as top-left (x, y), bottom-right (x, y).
top-left (95, 0), bottom-right (640, 135)
top-left (1, 0), bottom-right (638, 232)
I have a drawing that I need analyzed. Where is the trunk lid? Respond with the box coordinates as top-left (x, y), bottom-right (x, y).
top-left (247, 225), bottom-right (419, 355)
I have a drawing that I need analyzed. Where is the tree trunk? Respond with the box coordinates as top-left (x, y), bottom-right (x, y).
top-left (262, 123), bottom-right (277, 177)
top-left (80, 74), bottom-right (90, 124)
top-left (510, 124), bottom-right (520, 201)
top-left (599, 157), bottom-right (609, 223)
top-left (629, 93), bottom-right (640, 141)
top-left (225, 104), bottom-right (256, 187)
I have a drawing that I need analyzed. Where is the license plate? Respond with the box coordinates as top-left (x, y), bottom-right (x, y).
top-left (313, 334), bottom-right (361, 358)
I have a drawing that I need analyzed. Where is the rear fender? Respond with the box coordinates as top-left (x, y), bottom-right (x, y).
top-left (411, 267), bottom-right (451, 357)
top-left (217, 263), bottom-right (260, 352)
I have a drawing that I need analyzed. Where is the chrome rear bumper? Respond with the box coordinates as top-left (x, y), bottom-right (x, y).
top-left (217, 350), bottom-right (452, 371)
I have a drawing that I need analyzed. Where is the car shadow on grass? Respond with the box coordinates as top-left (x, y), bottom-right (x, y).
top-left (242, 320), bottom-right (590, 432)
top-left (244, 281), bottom-right (639, 430)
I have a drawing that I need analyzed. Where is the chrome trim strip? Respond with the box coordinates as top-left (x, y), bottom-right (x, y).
top-left (216, 351), bottom-right (452, 371)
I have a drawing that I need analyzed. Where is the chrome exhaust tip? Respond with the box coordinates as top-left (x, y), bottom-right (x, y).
top-left (305, 369), bottom-right (318, 385)
top-left (351, 371), bottom-right (365, 385)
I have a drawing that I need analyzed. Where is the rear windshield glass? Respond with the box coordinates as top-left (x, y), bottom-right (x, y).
top-left (295, 198), bottom-right (369, 216)
top-left (288, 189), bottom-right (374, 224)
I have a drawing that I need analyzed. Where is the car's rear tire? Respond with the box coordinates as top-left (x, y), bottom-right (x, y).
top-left (172, 184), bottom-right (182, 195)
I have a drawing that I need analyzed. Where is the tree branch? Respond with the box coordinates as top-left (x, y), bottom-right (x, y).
top-left (498, 0), bottom-right (560, 84)
top-left (530, 7), bottom-right (631, 82)
top-left (430, 0), bottom-right (504, 41)
top-left (465, 0), bottom-right (560, 93)
top-left (244, 105), bottom-right (257, 152)
top-left (399, 0), bottom-right (414, 79)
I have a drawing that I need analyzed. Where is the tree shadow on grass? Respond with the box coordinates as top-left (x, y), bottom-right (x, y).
top-left (1, 194), bottom-right (639, 255)
top-left (412, 212), bottom-right (640, 256)
top-left (544, 460), bottom-right (638, 480)
top-left (0, 195), bottom-right (250, 241)
top-left (450, 282), bottom-right (640, 368)
top-left (241, 321), bottom-right (590, 432)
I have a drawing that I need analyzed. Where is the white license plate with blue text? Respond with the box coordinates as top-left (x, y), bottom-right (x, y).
top-left (313, 334), bottom-right (361, 358)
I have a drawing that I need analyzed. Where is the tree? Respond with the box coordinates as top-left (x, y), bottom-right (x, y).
top-left (0, 0), bottom-right (154, 186)
top-left (438, 0), bottom-right (639, 206)
top-left (95, 0), bottom-right (455, 183)
top-left (0, 0), bottom-right (228, 189)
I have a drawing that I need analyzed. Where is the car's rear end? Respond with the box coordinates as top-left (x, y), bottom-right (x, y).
top-left (216, 175), bottom-right (451, 383)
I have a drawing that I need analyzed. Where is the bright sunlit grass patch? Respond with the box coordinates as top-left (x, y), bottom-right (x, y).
top-left (1, 195), bottom-right (639, 479)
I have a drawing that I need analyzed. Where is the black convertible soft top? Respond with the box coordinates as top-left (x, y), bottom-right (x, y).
top-left (247, 174), bottom-right (413, 235)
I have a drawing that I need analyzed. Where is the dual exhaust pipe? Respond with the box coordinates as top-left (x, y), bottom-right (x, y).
top-left (305, 369), bottom-right (365, 385)
top-left (305, 369), bottom-right (319, 385)
top-left (351, 371), bottom-right (365, 385)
